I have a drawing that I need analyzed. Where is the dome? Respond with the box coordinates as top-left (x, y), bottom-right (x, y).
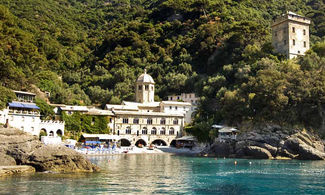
top-left (136, 69), bottom-right (155, 84)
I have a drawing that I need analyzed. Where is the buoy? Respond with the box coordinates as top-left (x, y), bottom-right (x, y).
top-left (249, 162), bottom-right (252, 165)
top-left (234, 161), bottom-right (237, 165)
top-left (223, 157), bottom-right (226, 159)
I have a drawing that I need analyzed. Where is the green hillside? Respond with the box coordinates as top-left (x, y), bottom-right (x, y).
top-left (1, 0), bottom-right (325, 136)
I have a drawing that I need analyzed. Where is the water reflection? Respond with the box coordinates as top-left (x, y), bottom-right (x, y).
top-left (1, 155), bottom-right (325, 194)
top-left (89, 154), bottom-right (192, 194)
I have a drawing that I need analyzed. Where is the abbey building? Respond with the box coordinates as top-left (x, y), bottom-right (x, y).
top-left (104, 69), bottom-right (193, 147)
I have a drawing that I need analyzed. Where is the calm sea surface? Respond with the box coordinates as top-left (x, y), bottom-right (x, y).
top-left (1, 154), bottom-right (325, 194)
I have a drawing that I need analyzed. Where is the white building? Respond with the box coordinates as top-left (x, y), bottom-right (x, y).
top-left (1, 91), bottom-right (64, 137)
top-left (167, 93), bottom-right (199, 123)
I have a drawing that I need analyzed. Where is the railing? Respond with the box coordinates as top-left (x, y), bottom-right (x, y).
top-left (9, 110), bottom-right (39, 115)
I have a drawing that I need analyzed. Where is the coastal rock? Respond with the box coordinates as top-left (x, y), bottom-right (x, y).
top-left (241, 146), bottom-right (273, 159)
top-left (207, 125), bottom-right (325, 160)
top-left (0, 153), bottom-right (16, 166)
top-left (0, 165), bottom-right (35, 176)
top-left (0, 126), bottom-right (99, 173)
top-left (209, 142), bottom-right (234, 157)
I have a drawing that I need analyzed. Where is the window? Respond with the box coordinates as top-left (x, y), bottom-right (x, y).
top-left (169, 106), bottom-right (172, 109)
top-left (303, 29), bottom-right (306, 35)
top-left (275, 32), bottom-right (277, 37)
top-left (151, 86), bottom-right (154, 90)
top-left (304, 41), bottom-right (306, 48)
top-left (142, 128), bottom-right (148, 134)
top-left (284, 39), bottom-right (287, 45)
top-left (177, 96), bottom-right (180, 100)
top-left (109, 118), bottom-right (112, 123)
top-left (293, 39), bottom-right (295, 46)
top-left (160, 118), bottom-right (166, 125)
top-left (133, 118), bottom-right (139, 124)
top-left (298, 51), bottom-right (300, 54)
top-left (151, 128), bottom-right (157, 135)
top-left (123, 118), bottom-right (129, 124)
top-left (173, 119), bottom-right (178, 125)
top-left (126, 128), bottom-right (131, 134)
top-left (22, 116), bottom-right (24, 122)
top-left (31, 127), bottom-right (34, 132)
top-left (292, 27), bottom-right (295, 33)
top-left (147, 118), bottom-right (152, 124)
top-left (145, 85), bottom-right (149, 90)
top-left (175, 106), bottom-right (178, 110)
top-left (138, 85), bottom-right (142, 90)
top-left (169, 128), bottom-right (175, 135)
top-left (160, 128), bottom-right (166, 135)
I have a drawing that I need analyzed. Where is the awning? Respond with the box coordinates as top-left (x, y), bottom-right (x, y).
top-left (8, 102), bottom-right (40, 109)
top-left (176, 136), bottom-right (196, 141)
top-left (218, 127), bottom-right (238, 133)
top-left (85, 141), bottom-right (101, 144)
top-left (82, 134), bottom-right (119, 140)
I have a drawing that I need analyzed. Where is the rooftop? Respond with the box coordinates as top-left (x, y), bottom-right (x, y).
top-left (13, 90), bottom-right (36, 96)
top-left (136, 69), bottom-right (155, 84)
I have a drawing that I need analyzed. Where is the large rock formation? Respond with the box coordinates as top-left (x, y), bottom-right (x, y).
top-left (204, 125), bottom-right (325, 160)
top-left (0, 126), bottom-right (99, 173)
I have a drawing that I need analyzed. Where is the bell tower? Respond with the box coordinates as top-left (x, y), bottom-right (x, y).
top-left (135, 69), bottom-right (155, 103)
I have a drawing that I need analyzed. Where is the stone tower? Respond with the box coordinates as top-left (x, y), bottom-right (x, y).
top-left (271, 11), bottom-right (311, 59)
top-left (135, 69), bottom-right (155, 103)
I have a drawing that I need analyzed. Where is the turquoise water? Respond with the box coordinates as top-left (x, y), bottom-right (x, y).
top-left (1, 154), bottom-right (325, 194)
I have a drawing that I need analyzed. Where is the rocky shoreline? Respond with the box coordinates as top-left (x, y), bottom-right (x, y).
top-left (0, 126), bottom-right (99, 176)
top-left (201, 125), bottom-right (325, 160)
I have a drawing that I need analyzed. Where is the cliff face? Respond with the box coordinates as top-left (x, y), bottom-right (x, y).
top-left (0, 127), bottom-right (99, 172)
top-left (204, 125), bottom-right (325, 160)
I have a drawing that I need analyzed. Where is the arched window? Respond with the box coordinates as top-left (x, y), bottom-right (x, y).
top-left (173, 118), bottom-right (178, 125)
top-left (151, 127), bottom-right (157, 135)
top-left (160, 127), bottom-right (166, 135)
top-left (125, 127), bottom-right (131, 134)
top-left (142, 128), bottom-right (148, 135)
top-left (169, 128), bottom-right (175, 135)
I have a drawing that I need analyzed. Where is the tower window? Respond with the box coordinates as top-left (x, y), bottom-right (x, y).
top-left (274, 32), bottom-right (277, 37)
top-left (303, 29), bottom-right (306, 35)
top-left (151, 86), bottom-right (154, 90)
top-left (293, 39), bottom-right (295, 46)
top-left (138, 85), bottom-right (142, 90)
top-left (304, 41), bottom-right (306, 48)
top-left (292, 27), bottom-right (295, 33)
top-left (145, 85), bottom-right (149, 90)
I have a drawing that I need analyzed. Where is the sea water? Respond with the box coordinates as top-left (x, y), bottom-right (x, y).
top-left (1, 154), bottom-right (325, 194)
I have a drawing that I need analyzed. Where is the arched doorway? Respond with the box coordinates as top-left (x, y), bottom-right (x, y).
top-left (119, 138), bottom-right (131, 146)
top-left (56, 129), bottom-right (63, 137)
top-left (170, 140), bottom-right (177, 147)
top-left (135, 139), bottom-right (147, 147)
top-left (152, 139), bottom-right (167, 146)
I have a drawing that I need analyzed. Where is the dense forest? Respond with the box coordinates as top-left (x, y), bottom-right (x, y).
top-left (1, 0), bottom-right (325, 137)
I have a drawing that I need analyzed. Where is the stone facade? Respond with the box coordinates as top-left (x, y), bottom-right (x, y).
top-left (272, 11), bottom-right (311, 59)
